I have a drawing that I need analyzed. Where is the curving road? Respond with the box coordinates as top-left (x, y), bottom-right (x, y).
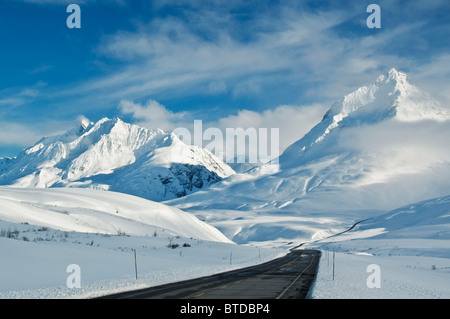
top-left (100, 249), bottom-right (321, 299)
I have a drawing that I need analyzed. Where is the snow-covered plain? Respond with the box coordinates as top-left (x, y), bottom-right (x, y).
top-left (0, 224), bottom-right (282, 299)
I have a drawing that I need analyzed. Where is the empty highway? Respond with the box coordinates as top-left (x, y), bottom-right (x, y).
top-left (100, 249), bottom-right (321, 299)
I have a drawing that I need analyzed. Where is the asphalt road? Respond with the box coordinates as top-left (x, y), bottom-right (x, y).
top-left (100, 249), bottom-right (321, 299)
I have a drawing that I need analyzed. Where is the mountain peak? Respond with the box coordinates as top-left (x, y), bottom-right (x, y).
top-left (328, 68), bottom-right (448, 124)
top-left (79, 116), bottom-right (92, 130)
top-left (280, 69), bottom-right (449, 164)
top-left (376, 68), bottom-right (404, 82)
top-left (387, 67), bottom-right (406, 81)
top-left (374, 68), bottom-right (410, 95)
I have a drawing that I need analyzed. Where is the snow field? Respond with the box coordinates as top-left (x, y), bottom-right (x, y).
top-left (310, 250), bottom-right (450, 299)
top-left (0, 221), bottom-right (284, 299)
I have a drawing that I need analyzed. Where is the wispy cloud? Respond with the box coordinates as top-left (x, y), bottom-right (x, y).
top-left (0, 117), bottom-right (90, 154)
top-left (214, 104), bottom-right (328, 152)
top-left (61, 7), bottom-right (349, 104)
top-left (54, 0), bottom-right (449, 110)
top-left (0, 122), bottom-right (42, 147)
top-left (0, 85), bottom-right (42, 109)
top-left (118, 98), bottom-right (327, 155)
top-left (335, 119), bottom-right (450, 182)
top-left (411, 54), bottom-right (450, 106)
top-left (119, 99), bottom-right (190, 132)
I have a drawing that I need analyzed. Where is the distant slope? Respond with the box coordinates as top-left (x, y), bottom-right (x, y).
top-left (0, 118), bottom-right (235, 201)
top-left (358, 194), bottom-right (450, 242)
top-left (0, 187), bottom-right (231, 243)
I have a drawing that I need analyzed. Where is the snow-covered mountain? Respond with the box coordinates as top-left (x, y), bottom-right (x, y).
top-left (266, 68), bottom-right (450, 196)
top-left (169, 68), bottom-right (450, 245)
top-left (0, 117), bottom-right (235, 201)
top-left (280, 68), bottom-right (449, 167)
top-left (225, 68), bottom-right (450, 203)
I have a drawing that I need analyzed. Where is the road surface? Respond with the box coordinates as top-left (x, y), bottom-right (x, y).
top-left (100, 249), bottom-right (320, 299)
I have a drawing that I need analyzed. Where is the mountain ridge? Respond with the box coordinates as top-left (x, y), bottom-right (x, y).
top-left (0, 117), bottom-right (235, 201)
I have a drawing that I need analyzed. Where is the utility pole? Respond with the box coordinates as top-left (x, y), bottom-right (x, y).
top-left (332, 249), bottom-right (335, 281)
top-left (134, 249), bottom-right (138, 280)
top-left (327, 250), bottom-right (329, 267)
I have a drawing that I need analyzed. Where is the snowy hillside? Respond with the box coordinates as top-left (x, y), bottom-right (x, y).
top-left (169, 69), bottom-right (450, 246)
top-left (0, 118), bottom-right (235, 201)
top-left (0, 187), bottom-right (230, 242)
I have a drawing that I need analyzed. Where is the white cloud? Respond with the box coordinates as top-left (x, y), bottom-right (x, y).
top-left (0, 122), bottom-right (40, 147)
top-left (215, 104), bottom-right (328, 152)
top-left (410, 54), bottom-right (450, 107)
top-left (118, 99), bottom-right (190, 132)
top-left (118, 98), bottom-right (327, 163)
top-left (67, 8), bottom-right (349, 103)
top-left (335, 119), bottom-right (450, 173)
top-left (0, 98), bottom-right (26, 108)
top-left (0, 86), bottom-right (42, 109)
top-left (0, 117), bottom-right (91, 154)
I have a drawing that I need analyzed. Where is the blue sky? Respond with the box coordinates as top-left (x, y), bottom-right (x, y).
top-left (0, 0), bottom-right (449, 157)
